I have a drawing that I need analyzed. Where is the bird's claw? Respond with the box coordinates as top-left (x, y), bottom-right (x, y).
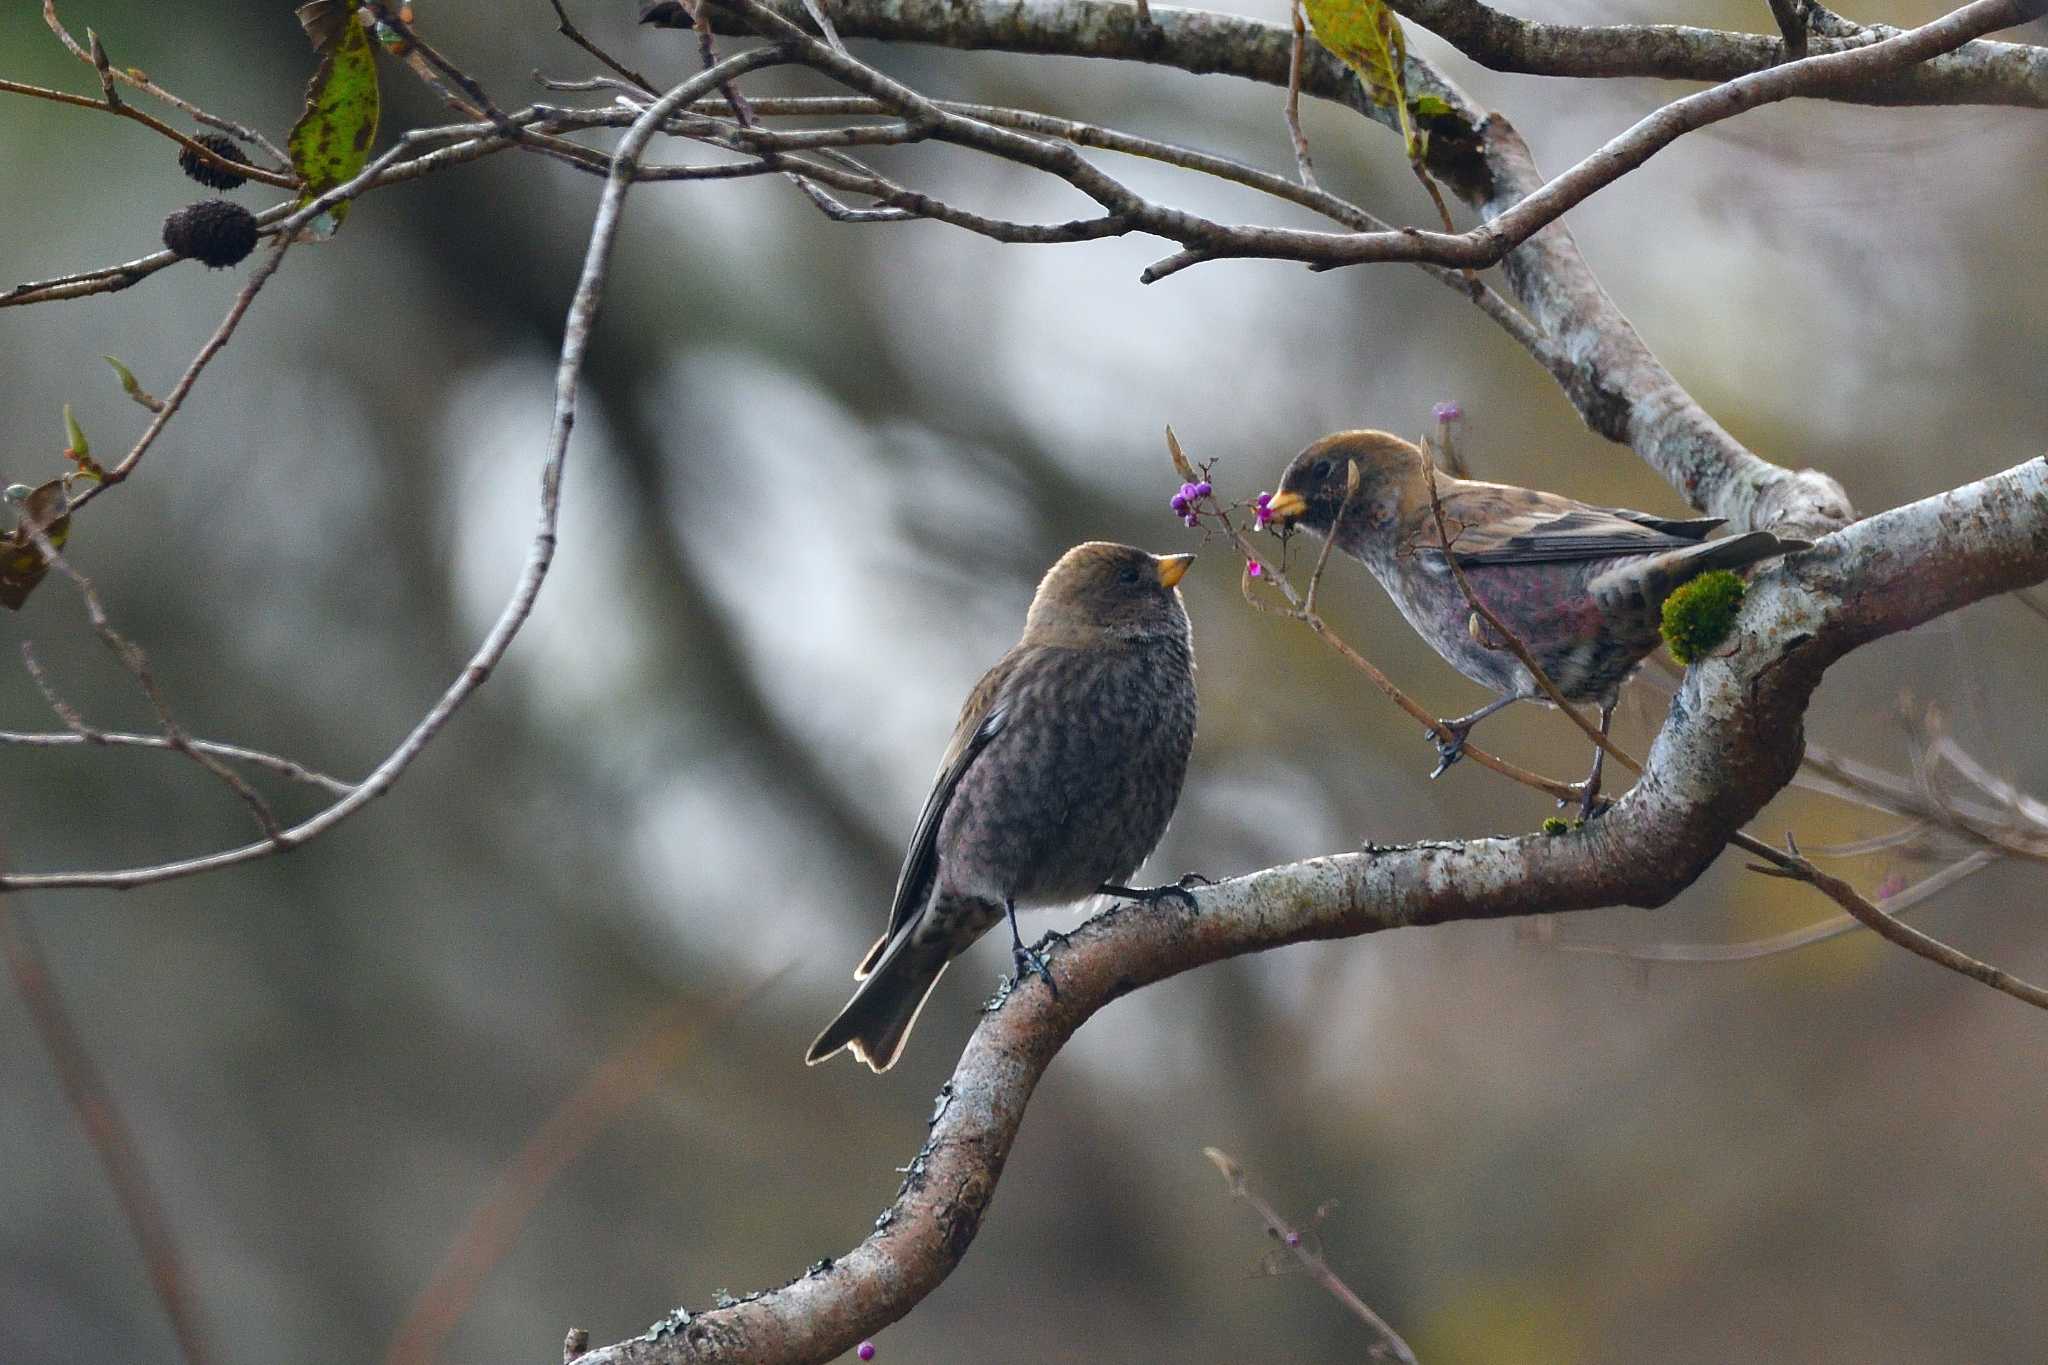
top-left (1099, 879), bottom-right (1202, 912)
top-left (1561, 785), bottom-right (1613, 822)
top-left (1011, 942), bottom-right (1059, 998)
top-left (1427, 724), bottom-right (1469, 779)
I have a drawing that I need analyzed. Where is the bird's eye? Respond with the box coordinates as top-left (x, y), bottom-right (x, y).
top-left (1311, 458), bottom-right (1333, 480)
top-left (1118, 564), bottom-right (1141, 585)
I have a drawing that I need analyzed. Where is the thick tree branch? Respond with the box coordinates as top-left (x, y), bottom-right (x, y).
top-left (1384, 0), bottom-right (2048, 108)
top-left (570, 456), bottom-right (2048, 1364)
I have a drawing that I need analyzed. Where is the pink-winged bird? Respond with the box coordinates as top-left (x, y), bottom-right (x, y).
top-left (1265, 431), bottom-right (1808, 813)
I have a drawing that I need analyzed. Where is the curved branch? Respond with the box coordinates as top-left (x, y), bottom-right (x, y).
top-left (1384, 0), bottom-right (2048, 108)
top-left (571, 456), bottom-right (2048, 1364)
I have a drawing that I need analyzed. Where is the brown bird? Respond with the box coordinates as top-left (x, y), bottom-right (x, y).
top-left (1264, 430), bottom-right (1809, 811)
top-left (807, 542), bottom-right (1199, 1073)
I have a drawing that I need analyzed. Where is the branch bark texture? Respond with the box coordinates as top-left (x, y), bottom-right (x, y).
top-left (1385, 0), bottom-right (2048, 107)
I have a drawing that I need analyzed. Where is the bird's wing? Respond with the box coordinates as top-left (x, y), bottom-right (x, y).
top-left (1432, 485), bottom-right (1725, 566)
top-left (857, 662), bottom-right (1011, 979)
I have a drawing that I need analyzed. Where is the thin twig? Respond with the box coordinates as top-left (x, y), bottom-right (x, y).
top-left (1733, 831), bottom-right (2048, 1010)
top-left (25, 553), bottom-right (283, 841)
top-left (1285, 0), bottom-right (1320, 189)
top-left (384, 971), bottom-right (788, 1365)
top-left (64, 241), bottom-right (290, 516)
top-left (0, 728), bottom-right (355, 797)
top-left (0, 74), bottom-right (298, 189)
top-left (1202, 1147), bottom-right (1417, 1364)
top-left (547, 0), bottom-right (660, 94)
top-left (1555, 849), bottom-right (1998, 963)
top-left (0, 880), bottom-right (215, 1365)
top-left (42, 0), bottom-right (290, 165)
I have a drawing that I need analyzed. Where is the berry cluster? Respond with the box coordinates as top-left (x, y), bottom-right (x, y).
top-left (1168, 479), bottom-right (1213, 527)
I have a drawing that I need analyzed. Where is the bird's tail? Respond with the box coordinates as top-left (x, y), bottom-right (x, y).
top-left (805, 932), bottom-right (951, 1073)
top-left (1650, 529), bottom-right (1811, 598)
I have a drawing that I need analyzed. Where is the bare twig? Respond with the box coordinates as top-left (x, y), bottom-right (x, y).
top-left (63, 243), bottom-right (288, 516)
top-left (1202, 1147), bottom-right (1417, 1364)
top-left (384, 972), bottom-right (787, 1365)
top-left (0, 73), bottom-right (298, 189)
top-left (1285, 0), bottom-right (1320, 189)
top-left (0, 882), bottom-right (215, 1365)
top-left (42, 0), bottom-right (291, 164)
top-left (1555, 849), bottom-right (1999, 963)
top-left (548, 0), bottom-right (661, 94)
top-left (24, 553), bottom-right (282, 842)
top-left (1733, 831), bottom-right (2048, 1010)
top-left (0, 727), bottom-right (354, 797)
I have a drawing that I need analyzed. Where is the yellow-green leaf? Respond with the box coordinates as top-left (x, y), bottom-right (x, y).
top-left (288, 6), bottom-right (380, 238)
top-left (102, 354), bottom-right (164, 412)
top-left (1302, 0), bottom-right (1419, 160)
top-left (62, 404), bottom-right (89, 461)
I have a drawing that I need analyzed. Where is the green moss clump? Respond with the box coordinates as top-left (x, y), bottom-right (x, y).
top-left (1540, 816), bottom-right (1570, 837)
top-left (1661, 570), bottom-right (1746, 664)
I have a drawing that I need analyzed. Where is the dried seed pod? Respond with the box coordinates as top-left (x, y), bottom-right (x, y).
top-left (162, 199), bottom-right (259, 268)
top-left (178, 132), bottom-right (252, 190)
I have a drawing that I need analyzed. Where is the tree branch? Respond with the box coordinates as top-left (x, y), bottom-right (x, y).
top-left (569, 455), bottom-right (2048, 1363)
top-left (1384, 0), bottom-right (2048, 107)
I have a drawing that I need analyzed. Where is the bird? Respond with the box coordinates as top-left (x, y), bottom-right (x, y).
top-left (807, 542), bottom-right (1200, 1073)
top-left (1263, 430), bottom-right (1809, 813)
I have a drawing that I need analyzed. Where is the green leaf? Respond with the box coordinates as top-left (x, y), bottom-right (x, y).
top-left (1302, 0), bottom-right (1419, 160)
top-left (1410, 94), bottom-right (1454, 119)
top-left (101, 354), bottom-right (164, 412)
top-left (0, 478), bottom-right (73, 610)
top-left (62, 404), bottom-right (89, 461)
top-left (288, 5), bottom-right (380, 238)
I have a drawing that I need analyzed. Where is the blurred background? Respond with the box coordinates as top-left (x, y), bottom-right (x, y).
top-left (2, 1), bottom-right (2044, 1361)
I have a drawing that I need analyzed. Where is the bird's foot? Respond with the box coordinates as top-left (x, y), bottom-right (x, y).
top-left (1427, 723), bottom-right (1470, 779)
top-left (1558, 784), bottom-right (1615, 822)
top-left (1099, 874), bottom-right (1206, 912)
top-left (1011, 942), bottom-right (1059, 999)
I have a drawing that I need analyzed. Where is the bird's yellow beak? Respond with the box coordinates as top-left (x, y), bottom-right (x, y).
top-left (1155, 553), bottom-right (1194, 589)
top-left (1263, 489), bottom-right (1308, 526)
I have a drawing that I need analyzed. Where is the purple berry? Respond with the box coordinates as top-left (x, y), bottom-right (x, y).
top-left (1170, 493), bottom-right (1189, 514)
top-left (1284, 1231), bottom-right (1302, 1247)
top-left (1192, 481), bottom-right (1212, 499)
top-left (1433, 400), bottom-right (1462, 423)
top-left (1247, 560), bottom-right (1263, 578)
top-left (858, 1344), bottom-right (876, 1361)
top-left (1183, 513), bottom-right (1199, 528)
